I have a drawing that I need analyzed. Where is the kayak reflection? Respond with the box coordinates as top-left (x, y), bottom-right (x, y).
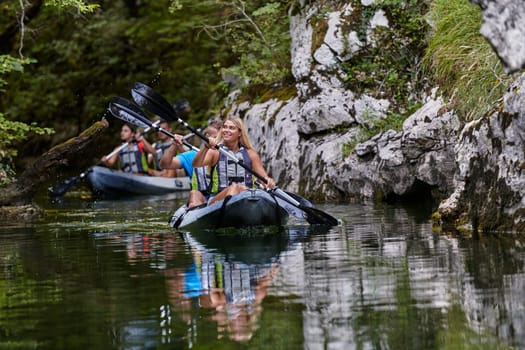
top-left (165, 227), bottom-right (310, 342)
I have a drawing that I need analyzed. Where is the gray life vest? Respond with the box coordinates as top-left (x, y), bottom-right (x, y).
top-left (118, 142), bottom-right (148, 174)
top-left (213, 146), bottom-right (253, 192)
top-left (153, 141), bottom-right (172, 170)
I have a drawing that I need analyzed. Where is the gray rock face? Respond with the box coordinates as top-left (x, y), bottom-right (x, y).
top-left (223, 0), bottom-right (525, 233)
top-left (227, 1), bottom-right (460, 201)
top-left (472, 0), bottom-right (525, 73)
top-left (333, 98), bottom-right (461, 201)
top-left (438, 73), bottom-right (525, 232)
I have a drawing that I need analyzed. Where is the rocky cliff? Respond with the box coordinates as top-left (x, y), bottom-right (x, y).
top-left (225, 0), bottom-right (525, 233)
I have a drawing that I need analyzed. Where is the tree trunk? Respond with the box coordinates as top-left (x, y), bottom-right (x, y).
top-left (0, 118), bottom-right (108, 210)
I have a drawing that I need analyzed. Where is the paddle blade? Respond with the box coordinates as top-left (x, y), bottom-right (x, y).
top-left (172, 99), bottom-right (191, 116)
top-left (273, 196), bottom-right (308, 220)
top-left (49, 175), bottom-right (82, 197)
top-left (301, 206), bottom-right (339, 226)
top-left (271, 189), bottom-right (338, 226)
top-left (131, 82), bottom-right (177, 121)
top-left (109, 97), bottom-right (151, 129)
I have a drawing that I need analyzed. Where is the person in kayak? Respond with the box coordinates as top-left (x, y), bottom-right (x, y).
top-left (159, 119), bottom-right (222, 208)
top-left (187, 119), bottom-right (222, 208)
top-left (147, 119), bottom-right (183, 178)
top-left (159, 135), bottom-right (197, 179)
top-left (192, 115), bottom-right (276, 205)
top-left (101, 123), bottom-right (156, 175)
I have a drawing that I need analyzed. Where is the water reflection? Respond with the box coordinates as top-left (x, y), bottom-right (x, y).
top-left (3, 195), bottom-right (525, 349)
top-left (280, 204), bottom-right (520, 350)
top-left (165, 227), bottom-right (310, 343)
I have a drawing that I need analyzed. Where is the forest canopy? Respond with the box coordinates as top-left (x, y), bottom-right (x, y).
top-left (0, 0), bottom-right (292, 182)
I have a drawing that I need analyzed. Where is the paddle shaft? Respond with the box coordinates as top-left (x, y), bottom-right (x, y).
top-left (156, 126), bottom-right (199, 152)
top-left (108, 98), bottom-right (198, 152)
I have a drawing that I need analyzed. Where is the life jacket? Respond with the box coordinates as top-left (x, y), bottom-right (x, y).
top-left (118, 142), bottom-right (149, 174)
top-left (152, 141), bottom-right (172, 170)
top-left (211, 146), bottom-right (254, 193)
top-left (191, 166), bottom-right (214, 195)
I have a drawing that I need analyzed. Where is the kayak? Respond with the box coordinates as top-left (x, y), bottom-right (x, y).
top-left (170, 189), bottom-right (290, 229)
top-left (86, 165), bottom-right (191, 197)
top-left (182, 229), bottom-right (290, 264)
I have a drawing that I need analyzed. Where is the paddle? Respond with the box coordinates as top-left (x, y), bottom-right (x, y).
top-left (108, 97), bottom-right (199, 152)
top-left (131, 82), bottom-right (339, 226)
top-left (49, 119), bottom-right (160, 198)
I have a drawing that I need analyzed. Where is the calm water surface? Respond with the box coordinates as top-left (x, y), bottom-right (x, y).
top-left (0, 191), bottom-right (523, 349)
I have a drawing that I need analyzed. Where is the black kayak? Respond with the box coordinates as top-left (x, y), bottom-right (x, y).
top-left (170, 189), bottom-right (290, 229)
top-left (86, 165), bottom-right (191, 197)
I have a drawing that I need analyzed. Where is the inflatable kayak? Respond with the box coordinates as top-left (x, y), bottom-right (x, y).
top-left (86, 165), bottom-right (191, 197)
top-left (170, 189), bottom-right (290, 229)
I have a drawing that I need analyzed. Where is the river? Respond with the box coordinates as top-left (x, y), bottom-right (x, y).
top-left (0, 189), bottom-right (522, 349)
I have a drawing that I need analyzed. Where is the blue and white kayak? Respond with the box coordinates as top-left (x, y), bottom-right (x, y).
top-left (170, 189), bottom-right (290, 229)
top-left (86, 165), bottom-right (191, 197)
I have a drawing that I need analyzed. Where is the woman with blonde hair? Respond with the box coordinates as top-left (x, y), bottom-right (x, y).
top-left (192, 115), bottom-right (275, 205)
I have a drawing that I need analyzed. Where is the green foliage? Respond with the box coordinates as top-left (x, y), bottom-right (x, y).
top-left (0, 55), bottom-right (36, 91)
top-left (342, 0), bottom-right (429, 110)
top-left (45, 0), bottom-right (99, 13)
top-left (0, 113), bottom-right (54, 186)
top-left (181, 0), bottom-right (293, 90)
top-left (422, 0), bottom-right (516, 120)
top-left (0, 0), bottom-right (99, 183)
top-left (342, 104), bottom-right (419, 158)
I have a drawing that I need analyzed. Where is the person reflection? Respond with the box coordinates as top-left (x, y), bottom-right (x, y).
top-left (164, 233), bottom-right (279, 342)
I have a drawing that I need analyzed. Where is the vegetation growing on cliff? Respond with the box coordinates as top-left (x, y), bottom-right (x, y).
top-left (423, 0), bottom-right (517, 120)
top-left (340, 0), bottom-right (429, 156)
top-left (342, 0), bottom-right (520, 156)
top-left (342, 0), bottom-right (429, 113)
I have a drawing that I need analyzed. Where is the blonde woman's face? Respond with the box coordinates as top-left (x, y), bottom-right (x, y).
top-left (221, 120), bottom-right (240, 143)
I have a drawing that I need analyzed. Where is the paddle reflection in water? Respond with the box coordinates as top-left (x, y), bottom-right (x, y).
top-left (164, 226), bottom-right (310, 343)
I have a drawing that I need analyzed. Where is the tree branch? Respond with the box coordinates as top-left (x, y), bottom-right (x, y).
top-left (0, 0), bottom-right (44, 54)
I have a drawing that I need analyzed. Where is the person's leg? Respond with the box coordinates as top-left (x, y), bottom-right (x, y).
top-left (209, 184), bottom-right (248, 205)
top-left (188, 190), bottom-right (207, 208)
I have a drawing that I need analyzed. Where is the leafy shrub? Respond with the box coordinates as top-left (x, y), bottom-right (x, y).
top-left (342, 0), bottom-right (429, 111)
top-left (0, 114), bottom-right (53, 186)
